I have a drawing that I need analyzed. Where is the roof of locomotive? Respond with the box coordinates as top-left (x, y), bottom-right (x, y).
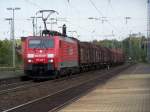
top-left (21, 30), bottom-right (79, 44)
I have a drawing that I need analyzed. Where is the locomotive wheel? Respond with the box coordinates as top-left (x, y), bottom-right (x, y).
top-left (51, 71), bottom-right (59, 79)
top-left (23, 70), bottom-right (32, 80)
top-left (24, 70), bottom-right (32, 75)
top-left (68, 69), bottom-right (72, 77)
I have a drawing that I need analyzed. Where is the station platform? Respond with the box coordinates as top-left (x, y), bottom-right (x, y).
top-left (59, 63), bottom-right (150, 112)
top-left (0, 70), bottom-right (24, 80)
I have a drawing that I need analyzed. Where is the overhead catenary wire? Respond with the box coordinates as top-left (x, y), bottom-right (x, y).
top-left (66, 0), bottom-right (90, 39)
top-left (24, 0), bottom-right (42, 9)
top-left (89, 0), bottom-right (104, 16)
top-left (107, 0), bottom-right (124, 31)
top-left (107, 0), bottom-right (119, 18)
top-left (88, 0), bottom-right (126, 39)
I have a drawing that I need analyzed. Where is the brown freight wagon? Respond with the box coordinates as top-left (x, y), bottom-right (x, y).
top-left (110, 48), bottom-right (125, 64)
top-left (100, 47), bottom-right (111, 65)
top-left (79, 41), bottom-right (125, 72)
top-left (79, 42), bottom-right (110, 70)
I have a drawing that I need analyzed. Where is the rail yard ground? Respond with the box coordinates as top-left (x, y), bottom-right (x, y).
top-left (0, 64), bottom-right (129, 112)
top-left (0, 63), bottom-right (150, 112)
top-left (58, 63), bottom-right (150, 112)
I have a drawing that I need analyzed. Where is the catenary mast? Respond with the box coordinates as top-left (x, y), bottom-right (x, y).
top-left (147, 0), bottom-right (150, 62)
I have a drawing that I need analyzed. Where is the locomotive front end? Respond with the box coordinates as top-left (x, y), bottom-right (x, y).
top-left (23, 36), bottom-right (57, 79)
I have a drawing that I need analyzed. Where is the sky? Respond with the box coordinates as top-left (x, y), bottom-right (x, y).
top-left (0, 0), bottom-right (147, 41)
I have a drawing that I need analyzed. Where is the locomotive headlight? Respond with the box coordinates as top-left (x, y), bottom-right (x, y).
top-left (50, 59), bottom-right (53, 63)
top-left (47, 54), bottom-right (54, 58)
top-left (28, 59), bottom-right (32, 63)
top-left (27, 54), bottom-right (34, 58)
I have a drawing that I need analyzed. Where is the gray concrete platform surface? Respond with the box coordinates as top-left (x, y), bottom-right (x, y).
top-left (58, 64), bottom-right (150, 112)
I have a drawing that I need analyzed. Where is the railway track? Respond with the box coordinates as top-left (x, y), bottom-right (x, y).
top-left (0, 68), bottom-right (106, 111)
top-left (0, 77), bottom-right (22, 86)
top-left (0, 72), bottom-right (90, 95)
top-left (0, 75), bottom-right (30, 91)
top-left (0, 64), bottom-right (131, 112)
top-left (0, 80), bottom-right (34, 95)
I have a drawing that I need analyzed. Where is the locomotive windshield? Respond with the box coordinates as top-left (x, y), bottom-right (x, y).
top-left (29, 39), bottom-right (54, 48)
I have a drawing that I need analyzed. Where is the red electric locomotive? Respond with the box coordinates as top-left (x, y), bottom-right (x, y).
top-left (21, 10), bottom-right (81, 79)
top-left (21, 28), bottom-right (79, 79)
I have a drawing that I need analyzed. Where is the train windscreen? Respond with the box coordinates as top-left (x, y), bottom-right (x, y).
top-left (29, 39), bottom-right (54, 48)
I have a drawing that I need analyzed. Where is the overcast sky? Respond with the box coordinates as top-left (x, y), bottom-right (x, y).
top-left (0, 0), bottom-right (147, 41)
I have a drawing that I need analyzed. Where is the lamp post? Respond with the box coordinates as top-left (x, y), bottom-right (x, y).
top-left (7, 7), bottom-right (21, 69)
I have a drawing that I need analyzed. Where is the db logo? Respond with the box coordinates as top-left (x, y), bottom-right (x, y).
top-left (35, 54), bottom-right (46, 57)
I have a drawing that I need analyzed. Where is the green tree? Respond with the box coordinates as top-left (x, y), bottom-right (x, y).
top-left (0, 39), bottom-right (22, 67)
top-left (0, 39), bottom-right (12, 66)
